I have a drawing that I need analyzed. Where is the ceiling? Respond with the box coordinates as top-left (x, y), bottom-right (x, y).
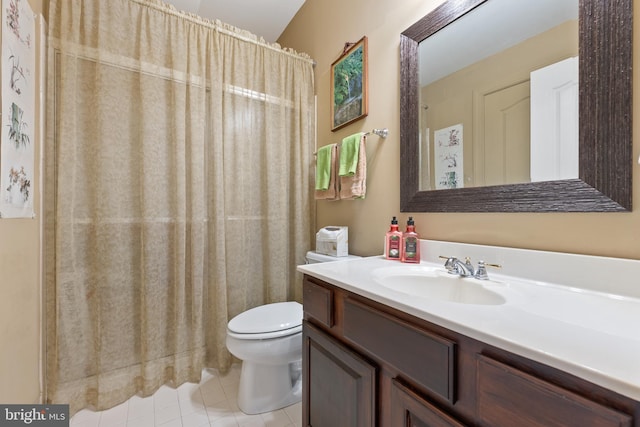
top-left (163, 0), bottom-right (306, 43)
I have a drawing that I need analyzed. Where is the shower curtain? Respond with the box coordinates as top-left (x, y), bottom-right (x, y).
top-left (44, 0), bottom-right (315, 413)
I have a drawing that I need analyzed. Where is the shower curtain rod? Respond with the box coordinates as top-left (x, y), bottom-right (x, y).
top-left (129, 0), bottom-right (315, 66)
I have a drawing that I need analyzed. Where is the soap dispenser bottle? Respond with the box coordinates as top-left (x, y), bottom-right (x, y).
top-left (385, 216), bottom-right (403, 260)
top-left (401, 217), bottom-right (420, 263)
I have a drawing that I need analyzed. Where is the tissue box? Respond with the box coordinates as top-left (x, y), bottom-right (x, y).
top-left (315, 226), bottom-right (349, 257)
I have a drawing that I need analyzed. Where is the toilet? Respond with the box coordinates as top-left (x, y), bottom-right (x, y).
top-left (225, 251), bottom-right (360, 415)
top-left (226, 301), bottom-right (303, 414)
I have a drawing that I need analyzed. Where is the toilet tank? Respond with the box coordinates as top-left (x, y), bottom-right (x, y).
top-left (305, 251), bottom-right (361, 264)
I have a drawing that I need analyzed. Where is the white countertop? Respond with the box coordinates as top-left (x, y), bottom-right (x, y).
top-left (298, 241), bottom-right (640, 401)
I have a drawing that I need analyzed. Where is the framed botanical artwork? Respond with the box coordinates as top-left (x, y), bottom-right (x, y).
top-left (331, 36), bottom-right (368, 131)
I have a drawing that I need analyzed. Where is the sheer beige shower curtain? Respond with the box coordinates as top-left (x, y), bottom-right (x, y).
top-left (44, 0), bottom-right (314, 413)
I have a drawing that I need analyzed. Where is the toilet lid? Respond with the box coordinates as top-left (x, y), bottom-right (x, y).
top-left (228, 301), bottom-right (302, 335)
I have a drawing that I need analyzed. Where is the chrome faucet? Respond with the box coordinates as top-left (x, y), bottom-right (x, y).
top-left (443, 256), bottom-right (475, 277)
top-left (440, 256), bottom-right (501, 280)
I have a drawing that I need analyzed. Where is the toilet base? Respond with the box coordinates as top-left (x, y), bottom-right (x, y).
top-left (237, 360), bottom-right (302, 415)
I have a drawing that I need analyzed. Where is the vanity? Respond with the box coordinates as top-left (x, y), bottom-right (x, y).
top-left (297, 240), bottom-right (640, 426)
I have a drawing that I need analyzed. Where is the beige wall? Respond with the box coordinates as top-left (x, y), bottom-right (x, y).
top-left (0, 0), bottom-right (44, 404)
top-left (278, 0), bottom-right (640, 260)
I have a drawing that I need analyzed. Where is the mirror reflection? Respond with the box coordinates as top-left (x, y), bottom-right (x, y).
top-left (418, 0), bottom-right (579, 191)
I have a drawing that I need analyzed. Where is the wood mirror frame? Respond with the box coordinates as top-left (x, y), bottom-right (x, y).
top-left (400, 0), bottom-right (632, 212)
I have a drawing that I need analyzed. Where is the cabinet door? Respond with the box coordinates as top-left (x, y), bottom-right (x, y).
top-left (303, 321), bottom-right (377, 427)
top-left (391, 379), bottom-right (468, 427)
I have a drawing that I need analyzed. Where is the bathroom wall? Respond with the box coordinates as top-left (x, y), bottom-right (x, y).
top-left (0, 0), bottom-right (45, 404)
top-left (278, 0), bottom-right (640, 260)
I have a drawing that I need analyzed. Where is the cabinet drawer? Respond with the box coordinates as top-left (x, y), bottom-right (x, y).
top-left (391, 379), bottom-right (468, 427)
top-left (303, 278), bottom-right (334, 328)
top-left (477, 355), bottom-right (632, 427)
top-left (343, 297), bottom-right (456, 403)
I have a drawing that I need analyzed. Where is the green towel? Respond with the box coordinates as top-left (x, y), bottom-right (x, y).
top-left (338, 133), bottom-right (363, 176)
top-left (315, 145), bottom-right (333, 190)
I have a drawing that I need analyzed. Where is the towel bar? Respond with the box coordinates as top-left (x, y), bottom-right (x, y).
top-left (364, 128), bottom-right (388, 138)
top-left (313, 128), bottom-right (388, 156)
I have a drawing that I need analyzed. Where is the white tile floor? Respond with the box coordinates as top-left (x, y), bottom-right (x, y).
top-left (70, 365), bottom-right (302, 427)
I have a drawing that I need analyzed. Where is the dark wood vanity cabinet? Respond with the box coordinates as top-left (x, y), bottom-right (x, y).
top-left (302, 275), bottom-right (639, 427)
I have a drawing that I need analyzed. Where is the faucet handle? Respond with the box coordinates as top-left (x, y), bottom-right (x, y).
top-left (463, 257), bottom-right (474, 273)
top-left (439, 255), bottom-right (459, 274)
top-left (474, 260), bottom-right (502, 280)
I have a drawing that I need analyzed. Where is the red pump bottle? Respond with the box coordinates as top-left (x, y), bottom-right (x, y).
top-left (401, 217), bottom-right (420, 263)
top-left (385, 216), bottom-right (403, 260)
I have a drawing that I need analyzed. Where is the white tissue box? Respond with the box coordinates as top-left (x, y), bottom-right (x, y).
top-left (315, 226), bottom-right (349, 257)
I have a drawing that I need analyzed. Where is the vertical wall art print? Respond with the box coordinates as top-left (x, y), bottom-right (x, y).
top-left (1, 0), bottom-right (35, 218)
top-left (434, 124), bottom-right (464, 190)
top-left (331, 36), bottom-right (368, 131)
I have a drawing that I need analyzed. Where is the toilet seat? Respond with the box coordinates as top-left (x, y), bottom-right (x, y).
top-left (227, 301), bottom-right (302, 340)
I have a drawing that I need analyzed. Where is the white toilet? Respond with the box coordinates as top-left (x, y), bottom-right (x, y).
top-left (225, 251), bottom-right (360, 415)
top-left (226, 301), bottom-right (303, 415)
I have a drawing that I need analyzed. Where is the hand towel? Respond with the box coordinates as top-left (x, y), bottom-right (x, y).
top-left (338, 132), bottom-right (364, 177)
top-left (315, 144), bottom-right (333, 190)
top-left (339, 134), bottom-right (367, 200)
top-left (314, 144), bottom-right (339, 200)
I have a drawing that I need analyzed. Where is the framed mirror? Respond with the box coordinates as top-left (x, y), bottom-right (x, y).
top-left (400, 0), bottom-right (632, 212)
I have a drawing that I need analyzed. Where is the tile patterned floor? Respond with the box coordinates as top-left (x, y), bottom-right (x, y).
top-left (70, 365), bottom-right (302, 427)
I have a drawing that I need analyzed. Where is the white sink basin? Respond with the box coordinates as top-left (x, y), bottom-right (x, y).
top-left (371, 266), bottom-right (506, 305)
